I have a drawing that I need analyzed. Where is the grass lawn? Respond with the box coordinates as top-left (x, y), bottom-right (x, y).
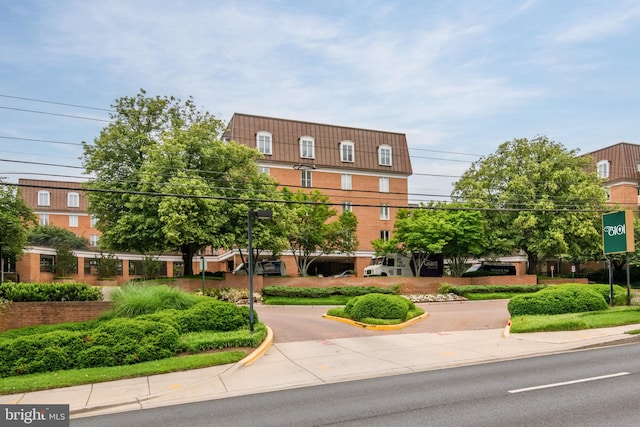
top-left (510, 306), bottom-right (640, 333)
top-left (0, 351), bottom-right (247, 395)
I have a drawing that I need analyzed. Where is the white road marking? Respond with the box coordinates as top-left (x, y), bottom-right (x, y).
top-left (508, 372), bottom-right (630, 394)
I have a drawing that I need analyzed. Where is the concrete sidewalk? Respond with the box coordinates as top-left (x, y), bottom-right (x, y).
top-left (2, 322), bottom-right (640, 419)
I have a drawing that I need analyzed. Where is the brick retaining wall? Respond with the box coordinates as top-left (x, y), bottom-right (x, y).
top-left (0, 301), bottom-right (113, 333)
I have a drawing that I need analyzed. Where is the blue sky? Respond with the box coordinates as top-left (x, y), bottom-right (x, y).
top-left (1, 0), bottom-right (639, 202)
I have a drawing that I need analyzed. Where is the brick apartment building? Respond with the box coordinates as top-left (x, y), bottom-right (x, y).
top-left (586, 142), bottom-right (640, 207)
top-left (224, 113), bottom-right (413, 276)
top-left (10, 114), bottom-right (413, 282)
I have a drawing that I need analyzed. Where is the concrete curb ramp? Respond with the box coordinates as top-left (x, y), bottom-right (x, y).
top-left (322, 312), bottom-right (429, 330)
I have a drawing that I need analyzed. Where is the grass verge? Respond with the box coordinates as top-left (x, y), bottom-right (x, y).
top-left (0, 351), bottom-right (247, 395)
top-left (510, 306), bottom-right (640, 333)
top-left (326, 306), bottom-right (425, 325)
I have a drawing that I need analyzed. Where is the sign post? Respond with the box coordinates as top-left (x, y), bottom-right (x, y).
top-left (602, 210), bottom-right (635, 306)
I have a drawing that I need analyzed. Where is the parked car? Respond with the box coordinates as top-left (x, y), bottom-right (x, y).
top-left (333, 270), bottom-right (354, 278)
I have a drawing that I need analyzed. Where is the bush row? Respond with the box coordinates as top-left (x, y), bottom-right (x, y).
top-left (344, 294), bottom-right (414, 322)
top-left (449, 285), bottom-right (548, 295)
top-left (0, 298), bottom-right (254, 377)
top-left (261, 285), bottom-right (395, 298)
top-left (0, 282), bottom-right (103, 302)
top-left (508, 285), bottom-right (610, 316)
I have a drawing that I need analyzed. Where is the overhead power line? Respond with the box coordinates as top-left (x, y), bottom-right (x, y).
top-left (0, 106), bottom-right (112, 122)
top-left (0, 94), bottom-right (114, 112)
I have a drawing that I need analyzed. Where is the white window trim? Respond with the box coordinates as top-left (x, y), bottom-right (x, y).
top-left (67, 192), bottom-right (80, 208)
top-left (38, 191), bottom-right (50, 206)
top-left (380, 204), bottom-right (390, 220)
top-left (69, 214), bottom-right (79, 227)
top-left (301, 170), bottom-right (312, 188)
top-left (379, 177), bottom-right (390, 193)
top-left (258, 166), bottom-right (270, 175)
top-left (342, 201), bottom-right (353, 212)
top-left (597, 160), bottom-right (610, 179)
top-left (256, 131), bottom-right (272, 155)
top-left (341, 174), bottom-right (352, 190)
top-left (378, 144), bottom-right (392, 166)
top-left (39, 213), bottom-right (49, 226)
top-left (340, 140), bottom-right (355, 163)
top-left (90, 215), bottom-right (99, 228)
top-left (300, 136), bottom-right (315, 159)
top-left (380, 230), bottom-right (390, 241)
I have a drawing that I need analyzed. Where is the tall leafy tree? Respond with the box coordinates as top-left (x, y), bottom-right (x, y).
top-left (452, 136), bottom-right (606, 274)
top-left (284, 189), bottom-right (358, 276)
top-left (82, 90), bottom-right (274, 275)
top-left (436, 203), bottom-right (486, 277)
top-left (0, 181), bottom-right (36, 264)
top-left (28, 225), bottom-right (89, 249)
top-left (391, 206), bottom-right (451, 277)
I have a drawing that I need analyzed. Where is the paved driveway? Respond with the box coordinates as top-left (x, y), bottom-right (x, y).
top-left (255, 299), bottom-right (510, 343)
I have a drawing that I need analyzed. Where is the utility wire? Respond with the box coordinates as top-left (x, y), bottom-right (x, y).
top-left (0, 106), bottom-right (112, 122)
top-left (0, 94), bottom-right (114, 112)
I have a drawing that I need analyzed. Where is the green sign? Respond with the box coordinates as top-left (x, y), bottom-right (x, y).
top-left (602, 210), bottom-right (635, 254)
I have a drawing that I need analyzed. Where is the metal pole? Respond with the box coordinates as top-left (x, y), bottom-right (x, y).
top-left (201, 256), bottom-right (205, 295)
top-left (608, 256), bottom-right (614, 307)
top-left (627, 253), bottom-right (631, 306)
top-left (248, 210), bottom-right (254, 333)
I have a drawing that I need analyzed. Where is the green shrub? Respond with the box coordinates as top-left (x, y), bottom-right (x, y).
top-left (587, 284), bottom-right (626, 306)
top-left (175, 299), bottom-right (252, 333)
top-left (109, 284), bottom-right (200, 317)
top-left (451, 285), bottom-right (547, 296)
top-left (508, 285), bottom-right (608, 316)
top-left (261, 285), bottom-right (394, 298)
top-left (0, 282), bottom-right (102, 302)
top-left (344, 294), bottom-right (412, 321)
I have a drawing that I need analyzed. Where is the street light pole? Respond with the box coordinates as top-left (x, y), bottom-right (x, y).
top-left (247, 209), bottom-right (272, 333)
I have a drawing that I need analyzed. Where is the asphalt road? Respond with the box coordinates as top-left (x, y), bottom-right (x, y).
top-left (71, 342), bottom-right (640, 426)
top-left (255, 299), bottom-right (511, 343)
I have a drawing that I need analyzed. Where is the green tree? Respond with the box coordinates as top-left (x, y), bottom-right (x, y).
top-left (0, 181), bottom-right (36, 264)
top-left (391, 206), bottom-right (451, 277)
top-left (284, 189), bottom-right (359, 276)
top-left (452, 136), bottom-right (607, 274)
top-left (437, 203), bottom-right (486, 277)
top-left (82, 90), bottom-right (273, 275)
top-left (54, 244), bottom-right (77, 278)
top-left (28, 225), bottom-right (89, 249)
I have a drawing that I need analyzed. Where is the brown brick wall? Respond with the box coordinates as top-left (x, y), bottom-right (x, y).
top-left (0, 301), bottom-right (113, 333)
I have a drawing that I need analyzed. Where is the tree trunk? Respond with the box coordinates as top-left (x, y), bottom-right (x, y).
top-left (181, 244), bottom-right (197, 276)
top-left (526, 251), bottom-right (538, 275)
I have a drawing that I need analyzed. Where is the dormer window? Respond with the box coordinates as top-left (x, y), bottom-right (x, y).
top-left (256, 131), bottom-right (272, 155)
top-left (378, 145), bottom-right (392, 166)
top-left (597, 160), bottom-right (610, 179)
top-left (340, 140), bottom-right (354, 163)
top-left (300, 136), bottom-right (315, 159)
top-left (37, 191), bottom-right (50, 206)
top-left (67, 192), bottom-right (80, 208)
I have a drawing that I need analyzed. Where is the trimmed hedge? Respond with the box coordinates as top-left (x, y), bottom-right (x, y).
top-left (508, 285), bottom-right (609, 316)
top-left (450, 285), bottom-right (547, 295)
top-left (344, 294), bottom-right (414, 321)
top-left (0, 297), bottom-right (255, 377)
top-left (0, 282), bottom-right (103, 302)
top-left (261, 285), bottom-right (395, 298)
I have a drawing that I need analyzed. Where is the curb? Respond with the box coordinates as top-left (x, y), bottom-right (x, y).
top-left (503, 319), bottom-right (511, 337)
top-left (239, 325), bottom-right (274, 367)
top-left (322, 312), bottom-right (429, 330)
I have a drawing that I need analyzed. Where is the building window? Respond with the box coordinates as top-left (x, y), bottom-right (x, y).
top-left (378, 145), bottom-right (392, 166)
top-left (597, 160), bottom-right (610, 179)
top-left (69, 215), bottom-right (78, 228)
top-left (342, 201), bottom-right (353, 212)
top-left (605, 188), bottom-right (611, 202)
top-left (40, 254), bottom-right (55, 273)
top-left (380, 230), bottom-right (390, 241)
top-left (258, 166), bottom-right (270, 175)
top-left (90, 234), bottom-right (99, 247)
top-left (341, 174), bottom-right (352, 190)
top-left (39, 214), bottom-right (49, 226)
top-left (300, 136), bottom-right (315, 159)
top-left (380, 204), bottom-right (390, 220)
top-left (90, 215), bottom-right (99, 228)
top-left (256, 131), bottom-right (272, 155)
top-left (67, 192), bottom-right (80, 208)
top-left (340, 140), bottom-right (354, 163)
top-left (301, 170), bottom-right (312, 188)
top-left (379, 177), bottom-right (389, 193)
top-left (38, 191), bottom-right (50, 206)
